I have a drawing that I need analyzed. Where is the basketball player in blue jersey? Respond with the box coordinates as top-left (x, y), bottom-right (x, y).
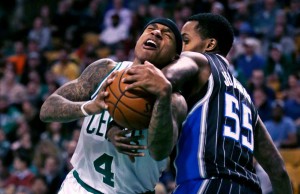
top-left (109, 13), bottom-right (292, 194)
top-left (40, 18), bottom-right (187, 194)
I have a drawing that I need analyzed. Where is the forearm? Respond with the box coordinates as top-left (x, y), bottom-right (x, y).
top-left (254, 118), bottom-right (292, 194)
top-left (148, 92), bottom-right (186, 161)
top-left (162, 55), bottom-right (198, 91)
top-left (148, 94), bottom-right (174, 161)
top-left (40, 59), bottom-right (115, 123)
top-left (40, 93), bottom-right (87, 122)
top-left (258, 146), bottom-right (292, 194)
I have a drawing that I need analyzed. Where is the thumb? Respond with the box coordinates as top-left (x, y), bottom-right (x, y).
top-left (144, 61), bottom-right (154, 66)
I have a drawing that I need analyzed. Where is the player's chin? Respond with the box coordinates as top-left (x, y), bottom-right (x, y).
top-left (142, 53), bottom-right (162, 65)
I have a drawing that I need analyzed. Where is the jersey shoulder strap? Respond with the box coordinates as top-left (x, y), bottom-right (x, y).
top-left (91, 61), bottom-right (133, 99)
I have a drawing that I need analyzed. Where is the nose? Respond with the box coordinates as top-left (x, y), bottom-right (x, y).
top-left (151, 29), bottom-right (162, 39)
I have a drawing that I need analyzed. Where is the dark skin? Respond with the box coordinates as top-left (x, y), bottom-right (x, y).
top-left (40, 23), bottom-right (187, 161)
top-left (40, 59), bottom-right (115, 122)
top-left (108, 61), bottom-right (186, 161)
top-left (108, 20), bottom-right (292, 194)
top-left (254, 118), bottom-right (292, 194)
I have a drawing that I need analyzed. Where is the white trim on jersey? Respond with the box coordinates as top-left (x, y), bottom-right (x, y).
top-left (198, 101), bottom-right (209, 177)
top-left (197, 179), bottom-right (210, 194)
top-left (187, 75), bottom-right (214, 116)
top-left (182, 75), bottom-right (214, 178)
top-left (91, 61), bottom-right (132, 100)
top-left (199, 75), bottom-right (214, 178)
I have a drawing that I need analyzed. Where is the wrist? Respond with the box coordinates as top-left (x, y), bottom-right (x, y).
top-left (158, 82), bottom-right (172, 100)
top-left (106, 120), bottom-right (124, 140)
top-left (81, 101), bottom-right (92, 116)
top-left (160, 81), bottom-right (172, 97)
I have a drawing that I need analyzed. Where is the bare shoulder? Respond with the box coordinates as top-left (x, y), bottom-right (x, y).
top-left (89, 58), bottom-right (117, 69)
top-left (55, 58), bottom-right (117, 100)
top-left (78, 58), bottom-right (116, 82)
top-left (180, 51), bottom-right (209, 67)
top-left (82, 58), bottom-right (117, 75)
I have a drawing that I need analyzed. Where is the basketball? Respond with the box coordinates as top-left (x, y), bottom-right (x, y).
top-left (105, 68), bottom-right (155, 130)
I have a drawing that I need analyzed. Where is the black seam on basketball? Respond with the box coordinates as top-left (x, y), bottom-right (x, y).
top-left (123, 87), bottom-right (150, 98)
top-left (117, 70), bottom-right (130, 99)
top-left (119, 70), bottom-right (152, 116)
top-left (107, 85), bottom-right (117, 116)
top-left (117, 99), bottom-right (151, 118)
top-left (113, 104), bottom-right (132, 128)
top-left (107, 68), bottom-right (151, 129)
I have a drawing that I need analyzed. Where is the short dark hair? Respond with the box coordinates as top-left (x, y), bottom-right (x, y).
top-left (188, 13), bottom-right (234, 56)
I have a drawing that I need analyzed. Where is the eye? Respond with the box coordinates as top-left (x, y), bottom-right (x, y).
top-left (147, 26), bottom-right (155, 30)
top-left (182, 37), bottom-right (189, 44)
top-left (164, 32), bottom-right (172, 39)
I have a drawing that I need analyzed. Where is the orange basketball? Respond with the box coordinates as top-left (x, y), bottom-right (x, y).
top-left (105, 68), bottom-right (155, 130)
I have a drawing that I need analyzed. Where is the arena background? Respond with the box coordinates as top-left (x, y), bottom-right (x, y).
top-left (0, 0), bottom-right (299, 193)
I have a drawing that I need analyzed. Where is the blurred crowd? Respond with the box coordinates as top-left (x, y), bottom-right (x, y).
top-left (0, 0), bottom-right (299, 194)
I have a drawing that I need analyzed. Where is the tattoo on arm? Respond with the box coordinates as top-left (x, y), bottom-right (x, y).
top-left (148, 93), bottom-right (186, 161)
top-left (40, 59), bottom-right (115, 122)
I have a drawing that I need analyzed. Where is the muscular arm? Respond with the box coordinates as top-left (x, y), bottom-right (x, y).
top-left (162, 51), bottom-right (210, 96)
top-left (148, 92), bottom-right (187, 161)
top-left (40, 59), bottom-right (116, 122)
top-left (254, 117), bottom-right (292, 194)
top-left (124, 62), bottom-right (187, 161)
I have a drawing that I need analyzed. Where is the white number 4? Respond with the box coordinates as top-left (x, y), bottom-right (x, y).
top-left (223, 93), bottom-right (254, 151)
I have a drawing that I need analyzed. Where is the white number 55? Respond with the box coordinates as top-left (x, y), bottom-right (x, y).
top-left (223, 93), bottom-right (254, 151)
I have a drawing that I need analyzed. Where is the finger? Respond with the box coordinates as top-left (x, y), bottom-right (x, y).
top-left (107, 72), bottom-right (117, 83)
top-left (126, 66), bottom-right (143, 75)
top-left (119, 129), bottom-right (134, 135)
top-left (125, 82), bottom-right (142, 91)
top-left (95, 92), bottom-right (108, 109)
top-left (110, 71), bottom-right (117, 77)
top-left (128, 155), bottom-right (135, 163)
top-left (98, 91), bottom-right (109, 99)
top-left (116, 143), bottom-right (146, 150)
top-left (122, 74), bottom-right (140, 84)
top-left (101, 72), bottom-right (117, 90)
top-left (129, 134), bottom-right (145, 141)
top-left (121, 151), bottom-right (145, 157)
top-left (144, 61), bottom-right (155, 67)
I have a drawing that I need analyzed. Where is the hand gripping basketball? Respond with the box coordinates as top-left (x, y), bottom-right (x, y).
top-left (105, 69), bottom-right (155, 130)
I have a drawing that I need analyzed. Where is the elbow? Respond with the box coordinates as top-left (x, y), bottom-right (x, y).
top-left (39, 112), bottom-right (48, 122)
top-left (164, 69), bottom-right (178, 89)
top-left (39, 109), bottom-right (48, 122)
top-left (39, 103), bottom-right (51, 122)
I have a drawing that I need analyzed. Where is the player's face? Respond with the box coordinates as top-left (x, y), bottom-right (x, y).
top-left (181, 21), bottom-right (210, 53)
top-left (134, 23), bottom-right (177, 69)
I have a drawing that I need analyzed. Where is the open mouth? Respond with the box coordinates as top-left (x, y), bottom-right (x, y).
top-left (144, 39), bottom-right (157, 48)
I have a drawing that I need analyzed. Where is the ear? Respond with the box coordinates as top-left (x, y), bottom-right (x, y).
top-left (206, 38), bottom-right (217, 51)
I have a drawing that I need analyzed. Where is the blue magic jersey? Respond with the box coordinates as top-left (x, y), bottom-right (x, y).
top-left (174, 54), bottom-right (261, 193)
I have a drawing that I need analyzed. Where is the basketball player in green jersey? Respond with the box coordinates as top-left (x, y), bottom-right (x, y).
top-left (40, 18), bottom-right (187, 193)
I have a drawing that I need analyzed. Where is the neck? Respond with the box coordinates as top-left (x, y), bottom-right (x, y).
top-left (132, 58), bottom-right (144, 66)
